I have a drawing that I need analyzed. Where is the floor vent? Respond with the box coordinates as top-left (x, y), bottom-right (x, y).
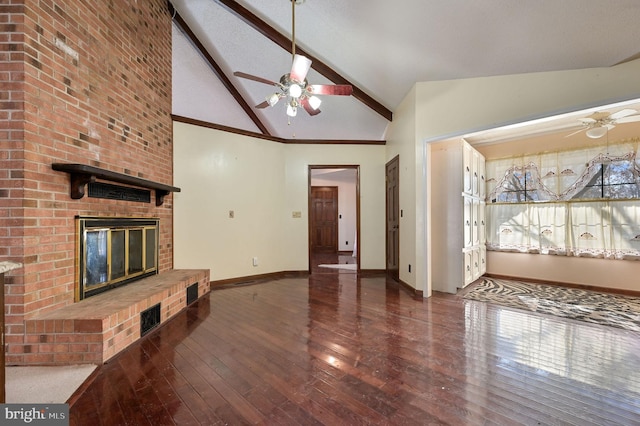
top-left (186, 283), bottom-right (199, 305)
top-left (140, 303), bottom-right (161, 336)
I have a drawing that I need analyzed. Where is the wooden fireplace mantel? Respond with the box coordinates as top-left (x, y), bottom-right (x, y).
top-left (52, 163), bottom-right (181, 206)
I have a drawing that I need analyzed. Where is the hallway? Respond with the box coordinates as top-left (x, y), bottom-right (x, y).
top-left (309, 251), bottom-right (357, 275)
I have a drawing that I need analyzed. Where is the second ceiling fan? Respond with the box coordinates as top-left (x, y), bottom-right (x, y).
top-left (233, 0), bottom-right (352, 118)
top-left (566, 108), bottom-right (640, 139)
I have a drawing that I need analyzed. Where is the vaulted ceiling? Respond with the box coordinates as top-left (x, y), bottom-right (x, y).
top-left (169, 0), bottom-right (640, 143)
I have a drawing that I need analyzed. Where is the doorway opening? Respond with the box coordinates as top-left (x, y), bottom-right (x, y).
top-left (308, 166), bottom-right (360, 273)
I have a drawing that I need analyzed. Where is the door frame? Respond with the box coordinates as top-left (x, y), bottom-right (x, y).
top-left (308, 165), bottom-right (360, 272)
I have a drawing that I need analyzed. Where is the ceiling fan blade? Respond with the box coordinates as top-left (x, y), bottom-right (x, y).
top-left (255, 100), bottom-right (270, 109)
top-left (233, 71), bottom-right (279, 86)
top-left (308, 84), bottom-right (353, 96)
top-left (290, 54), bottom-right (312, 82)
top-left (564, 128), bottom-right (585, 138)
top-left (300, 97), bottom-right (321, 116)
top-left (616, 114), bottom-right (640, 123)
top-left (610, 108), bottom-right (638, 120)
top-left (578, 117), bottom-right (597, 124)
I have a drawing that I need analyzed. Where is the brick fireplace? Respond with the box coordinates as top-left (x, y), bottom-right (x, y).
top-left (0, 1), bottom-right (204, 365)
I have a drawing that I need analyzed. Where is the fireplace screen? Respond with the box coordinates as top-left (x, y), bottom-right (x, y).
top-left (77, 217), bottom-right (159, 300)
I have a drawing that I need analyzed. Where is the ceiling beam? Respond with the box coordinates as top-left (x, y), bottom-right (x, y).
top-left (614, 51), bottom-right (640, 66)
top-left (168, 1), bottom-right (271, 135)
top-left (172, 114), bottom-right (386, 145)
top-left (217, 0), bottom-right (393, 122)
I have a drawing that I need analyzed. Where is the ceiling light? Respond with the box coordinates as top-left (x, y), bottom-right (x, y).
top-left (286, 103), bottom-right (297, 117)
top-left (266, 93), bottom-right (280, 107)
top-left (308, 95), bottom-right (321, 110)
top-left (586, 126), bottom-right (607, 139)
top-left (288, 83), bottom-right (302, 98)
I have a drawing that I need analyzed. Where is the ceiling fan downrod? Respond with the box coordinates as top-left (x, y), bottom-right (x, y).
top-left (291, 0), bottom-right (296, 60)
top-left (291, 0), bottom-right (305, 61)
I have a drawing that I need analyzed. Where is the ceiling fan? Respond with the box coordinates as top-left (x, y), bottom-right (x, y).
top-left (233, 0), bottom-right (352, 118)
top-left (566, 108), bottom-right (640, 139)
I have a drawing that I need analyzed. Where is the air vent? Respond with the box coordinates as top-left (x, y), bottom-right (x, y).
top-left (88, 181), bottom-right (151, 203)
top-left (140, 303), bottom-right (161, 336)
top-left (186, 283), bottom-right (198, 305)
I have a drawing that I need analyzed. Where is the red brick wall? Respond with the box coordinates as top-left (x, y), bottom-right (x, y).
top-left (0, 0), bottom-right (174, 364)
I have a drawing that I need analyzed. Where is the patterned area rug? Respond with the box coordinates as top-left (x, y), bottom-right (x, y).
top-left (464, 279), bottom-right (640, 332)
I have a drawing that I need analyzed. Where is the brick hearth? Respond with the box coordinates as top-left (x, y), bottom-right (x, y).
top-left (22, 270), bottom-right (210, 365)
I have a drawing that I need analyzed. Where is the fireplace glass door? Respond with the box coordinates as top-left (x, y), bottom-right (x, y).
top-left (78, 217), bottom-right (159, 300)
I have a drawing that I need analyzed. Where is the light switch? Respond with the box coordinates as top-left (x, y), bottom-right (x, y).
top-left (229, 210), bottom-right (234, 218)
top-left (292, 211), bottom-right (302, 218)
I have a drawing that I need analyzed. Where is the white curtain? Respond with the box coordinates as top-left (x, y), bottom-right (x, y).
top-left (485, 138), bottom-right (640, 260)
top-left (487, 201), bottom-right (640, 259)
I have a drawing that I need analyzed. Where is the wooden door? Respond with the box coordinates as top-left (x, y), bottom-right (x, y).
top-left (310, 186), bottom-right (338, 252)
top-left (386, 156), bottom-right (400, 281)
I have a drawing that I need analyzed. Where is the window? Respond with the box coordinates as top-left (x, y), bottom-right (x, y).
top-left (574, 161), bottom-right (639, 200)
top-left (485, 139), bottom-right (640, 260)
top-left (491, 163), bottom-right (555, 203)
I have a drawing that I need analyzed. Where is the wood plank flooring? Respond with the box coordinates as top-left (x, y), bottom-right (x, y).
top-left (68, 273), bottom-right (640, 425)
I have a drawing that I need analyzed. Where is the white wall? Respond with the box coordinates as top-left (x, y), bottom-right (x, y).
top-left (172, 123), bottom-right (286, 279)
top-left (311, 169), bottom-right (357, 252)
top-left (173, 122), bottom-right (386, 280)
top-left (486, 251), bottom-right (640, 292)
top-left (387, 59), bottom-right (640, 294)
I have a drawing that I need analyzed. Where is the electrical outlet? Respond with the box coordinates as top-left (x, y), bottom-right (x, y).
top-left (252, 257), bottom-right (258, 266)
top-left (229, 210), bottom-right (234, 218)
top-left (408, 264), bottom-right (411, 273)
top-left (292, 211), bottom-right (302, 218)
top-left (346, 241), bottom-right (348, 245)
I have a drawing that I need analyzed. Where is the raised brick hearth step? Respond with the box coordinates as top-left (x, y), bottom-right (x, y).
top-left (23, 269), bottom-right (210, 365)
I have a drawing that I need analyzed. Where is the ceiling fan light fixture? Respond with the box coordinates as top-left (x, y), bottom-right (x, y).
top-left (266, 93), bottom-right (280, 107)
top-left (308, 95), bottom-right (321, 110)
top-left (288, 83), bottom-right (303, 98)
top-left (232, 0), bottom-right (352, 121)
top-left (586, 126), bottom-right (607, 139)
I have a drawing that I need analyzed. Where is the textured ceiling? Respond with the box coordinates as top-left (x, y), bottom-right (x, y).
top-left (170, 0), bottom-right (640, 142)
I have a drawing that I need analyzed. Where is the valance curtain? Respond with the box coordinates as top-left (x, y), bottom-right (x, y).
top-left (485, 138), bottom-right (640, 260)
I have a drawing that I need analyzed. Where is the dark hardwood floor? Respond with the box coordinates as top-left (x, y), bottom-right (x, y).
top-left (68, 270), bottom-right (640, 425)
